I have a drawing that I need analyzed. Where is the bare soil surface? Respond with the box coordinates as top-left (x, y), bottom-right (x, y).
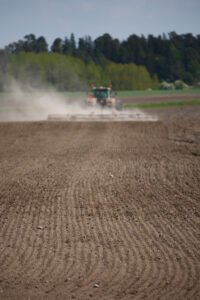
top-left (141, 106), bottom-right (200, 121)
top-left (121, 94), bottom-right (200, 121)
top-left (121, 93), bottom-right (200, 104)
top-left (0, 113), bottom-right (200, 299)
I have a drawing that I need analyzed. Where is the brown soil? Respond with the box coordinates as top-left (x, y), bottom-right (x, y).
top-left (141, 105), bottom-right (200, 121)
top-left (0, 113), bottom-right (200, 300)
top-left (121, 93), bottom-right (200, 104)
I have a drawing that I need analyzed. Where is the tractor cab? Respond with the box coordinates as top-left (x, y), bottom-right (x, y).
top-left (92, 87), bottom-right (111, 99)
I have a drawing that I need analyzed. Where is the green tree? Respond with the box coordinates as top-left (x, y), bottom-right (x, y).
top-left (62, 37), bottom-right (70, 55)
top-left (51, 38), bottom-right (63, 53)
top-left (23, 34), bottom-right (37, 52)
top-left (35, 36), bottom-right (48, 53)
top-left (70, 33), bottom-right (76, 56)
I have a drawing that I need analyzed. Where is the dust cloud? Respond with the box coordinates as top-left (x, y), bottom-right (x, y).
top-left (0, 79), bottom-right (158, 122)
top-left (0, 79), bottom-right (84, 121)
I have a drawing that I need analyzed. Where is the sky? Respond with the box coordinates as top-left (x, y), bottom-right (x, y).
top-left (0, 0), bottom-right (200, 48)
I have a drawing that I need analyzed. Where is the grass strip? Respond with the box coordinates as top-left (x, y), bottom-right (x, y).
top-left (124, 100), bottom-right (200, 109)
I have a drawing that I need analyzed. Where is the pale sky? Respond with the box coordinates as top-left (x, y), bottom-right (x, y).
top-left (0, 0), bottom-right (199, 48)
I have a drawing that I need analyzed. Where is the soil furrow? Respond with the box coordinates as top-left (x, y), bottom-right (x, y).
top-left (0, 119), bottom-right (199, 299)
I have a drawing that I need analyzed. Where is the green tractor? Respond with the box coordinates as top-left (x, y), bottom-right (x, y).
top-left (85, 85), bottom-right (123, 111)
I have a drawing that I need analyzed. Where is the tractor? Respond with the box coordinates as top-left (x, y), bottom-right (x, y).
top-left (85, 85), bottom-right (123, 111)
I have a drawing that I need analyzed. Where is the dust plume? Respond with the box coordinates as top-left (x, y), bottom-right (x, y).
top-left (0, 79), bottom-right (158, 122)
top-left (0, 79), bottom-right (88, 121)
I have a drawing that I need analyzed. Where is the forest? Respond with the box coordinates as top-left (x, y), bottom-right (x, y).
top-left (0, 32), bottom-right (199, 91)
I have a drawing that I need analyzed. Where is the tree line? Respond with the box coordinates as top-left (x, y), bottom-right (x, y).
top-left (0, 52), bottom-right (158, 91)
top-left (0, 32), bottom-right (200, 91)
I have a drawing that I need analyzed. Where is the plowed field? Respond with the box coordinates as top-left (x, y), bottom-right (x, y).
top-left (121, 93), bottom-right (200, 104)
top-left (0, 115), bottom-right (200, 299)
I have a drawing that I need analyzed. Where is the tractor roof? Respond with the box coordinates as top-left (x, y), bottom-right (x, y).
top-left (92, 86), bottom-right (111, 90)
